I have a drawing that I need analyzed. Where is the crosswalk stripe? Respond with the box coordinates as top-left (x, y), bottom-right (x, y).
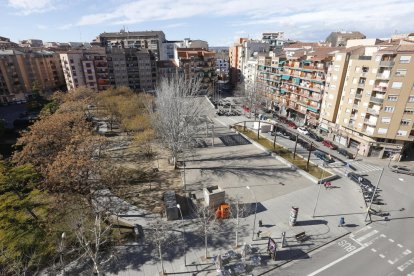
top-left (356, 230), bottom-right (379, 242)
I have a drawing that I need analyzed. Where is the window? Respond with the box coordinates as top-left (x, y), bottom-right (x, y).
top-left (384, 106), bottom-right (395, 112)
top-left (70, 59), bottom-right (74, 63)
top-left (387, 95), bottom-right (398, 101)
top-left (336, 54), bottom-right (342, 61)
top-left (401, 119), bottom-right (411, 125)
top-left (330, 84), bottom-right (336, 90)
top-left (86, 63), bottom-right (91, 68)
top-left (332, 75), bottom-right (338, 81)
top-left (88, 76), bottom-right (93, 80)
top-left (391, 82), bottom-right (402, 89)
top-left (381, 117), bottom-right (391, 124)
top-left (355, 66), bottom-right (361, 73)
top-left (378, 128), bottom-right (388, 134)
top-left (397, 130), bottom-right (408, 136)
top-left (395, 69), bottom-right (407, 77)
top-left (404, 108), bottom-right (414, 115)
top-left (87, 69), bottom-right (92, 74)
top-left (400, 56), bottom-right (411, 64)
top-left (409, 96), bottom-right (414, 102)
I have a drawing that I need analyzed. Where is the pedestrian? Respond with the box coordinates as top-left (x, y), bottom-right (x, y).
top-left (338, 217), bottom-right (345, 227)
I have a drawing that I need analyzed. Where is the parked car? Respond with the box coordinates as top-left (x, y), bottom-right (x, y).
top-left (288, 121), bottom-right (297, 129)
top-left (314, 150), bottom-right (335, 163)
top-left (288, 133), bottom-right (297, 141)
top-left (390, 165), bottom-right (414, 176)
top-left (322, 140), bottom-right (338, 150)
top-left (297, 127), bottom-right (309, 135)
top-left (337, 148), bottom-right (353, 159)
top-left (302, 141), bottom-right (315, 151)
top-left (307, 131), bottom-right (324, 142)
top-left (347, 172), bottom-right (372, 186)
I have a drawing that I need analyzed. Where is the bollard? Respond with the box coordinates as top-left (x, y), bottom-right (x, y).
top-left (259, 220), bottom-right (263, 227)
top-left (281, 232), bottom-right (286, 248)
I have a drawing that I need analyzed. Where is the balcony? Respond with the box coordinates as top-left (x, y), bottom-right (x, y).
top-left (355, 93), bottom-right (362, 99)
top-left (353, 104), bottom-right (360, 110)
top-left (373, 86), bottom-right (387, 92)
top-left (357, 83), bottom-right (365, 89)
top-left (367, 108), bottom-right (379, 115)
top-left (379, 61), bottom-right (395, 67)
top-left (376, 73), bottom-right (389, 80)
top-left (364, 119), bottom-right (377, 126)
top-left (370, 96), bottom-right (384, 104)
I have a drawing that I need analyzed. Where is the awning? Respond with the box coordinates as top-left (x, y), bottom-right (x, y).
top-left (281, 75), bottom-right (291, 80)
top-left (279, 61), bottom-right (286, 65)
top-left (280, 89), bottom-right (287, 94)
top-left (307, 106), bottom-right (319, 113)
top-left (301, 60), bottom-right (312, 65)
top-left (319, 124), bottom-right (329, 132)
top-left (293, 78), bottom-right (301, 84)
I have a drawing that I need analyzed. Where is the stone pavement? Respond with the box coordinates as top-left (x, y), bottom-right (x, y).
top-left (103, 120), bottom-right (368, 276)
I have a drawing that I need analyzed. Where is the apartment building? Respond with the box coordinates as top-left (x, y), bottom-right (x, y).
top-left (60, 47), bottom-right (110, 91)
top-left (176, 48), bottom-right (217, 93)
top-left (325, 31), bottom-right (366, 47)
top-left (255, 47), bottom-right (336, 126)
top-left (98, 30), bottom-right (166, 61)
top-left (321, 44), bottom-right (414, 159)
top-left (0, 36), bottom-right (18, 50)
top-left (0, 49), bottom-right (65, 104)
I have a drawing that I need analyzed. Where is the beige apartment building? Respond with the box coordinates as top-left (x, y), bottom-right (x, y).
top-left (0, 49), bottom-right (65, 104)
top-left (321, 44), bottom-right (414, 159)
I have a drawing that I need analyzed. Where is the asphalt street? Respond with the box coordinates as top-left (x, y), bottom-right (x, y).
top-left (212, 97), bottom-right (414, 276)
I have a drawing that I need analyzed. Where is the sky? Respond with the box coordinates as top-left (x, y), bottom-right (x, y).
top-left (1, 0), bottom-right (414, 46)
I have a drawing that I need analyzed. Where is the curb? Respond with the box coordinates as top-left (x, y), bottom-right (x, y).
top-left (204, 95), bottom-right (215, 108)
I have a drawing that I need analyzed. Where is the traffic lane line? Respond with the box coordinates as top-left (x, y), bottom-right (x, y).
top-left (307, 245), bottom-right (366, 276)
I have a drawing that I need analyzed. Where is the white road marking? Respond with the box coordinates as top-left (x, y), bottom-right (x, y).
top-left (404, 250), bottom-right (413, 255)
top-left (307, 246), bottom-right (366, 276)
top-left (398, 244), bottom-right (404, 248)
top-left (356, 230), bottom-right (379, 243)
top-left (389, 239), bottom-right (395, 243)
top-left (397, 258), bottom-right (414, 272)
top-left (371, 248), bottom-right (377, 252)
top-left (389, 260), bottom-right (395, 265)
top-left (351, 225), bottom-right (371, 237)
top-left (380, 254), bottom-right (385, 258)
top-left (381, 234), bottom-right (387, 238)
top-left (398, 178), bottom-right (404, 182)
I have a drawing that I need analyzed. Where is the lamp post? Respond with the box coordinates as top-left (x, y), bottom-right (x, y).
top-left (177, 204), bottom-right (186, 266)
top-left (365, 168), bottom-right (385, 222)
top-left (312, 164), bottom-right (326, 218)
top-left (59, 232), bottom-right (66, 268)
top-left (246, 186), bottom-right (258, 241)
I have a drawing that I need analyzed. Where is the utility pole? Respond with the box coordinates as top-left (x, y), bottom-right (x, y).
top-left (312, 167), bottom-right (326, 218)
top-left (293, 134), bottom-right (299, 159)
top-left (365, 168), bottom-right (384, 222)
top-left (306, 142), bottom-right (313, 171)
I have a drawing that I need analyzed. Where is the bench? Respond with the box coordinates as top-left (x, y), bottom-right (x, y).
top-left (295, 232), bottom-right (308, 242)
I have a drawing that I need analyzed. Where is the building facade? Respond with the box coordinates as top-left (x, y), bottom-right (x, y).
top-left (98, 30), bottom-right (166, 61)
top-left (0, 49), bottom-right (65, 104)
top-left (320, 44), bottom-right (414, 159)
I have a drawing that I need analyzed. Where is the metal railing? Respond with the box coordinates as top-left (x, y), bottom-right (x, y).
top-left (379, 60), bottom-right (395, 67)
top-left (370, 97), bottom-right (384, 104)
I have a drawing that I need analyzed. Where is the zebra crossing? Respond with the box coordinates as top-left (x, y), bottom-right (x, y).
top-left (329, 160), bottom-right (382, 176)
top-left (348, 225), bottom-right (413, 275)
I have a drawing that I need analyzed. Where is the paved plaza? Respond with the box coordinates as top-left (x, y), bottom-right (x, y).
top-left (106, 120), bottom-right (369, 276)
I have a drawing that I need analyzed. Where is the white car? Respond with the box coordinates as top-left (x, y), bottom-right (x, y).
top-left (297, 127), bottom-right (309, 135)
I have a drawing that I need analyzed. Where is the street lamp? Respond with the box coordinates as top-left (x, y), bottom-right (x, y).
top-left (177, 204), bottom-right (186, 266)
top-left (365, 168), bottom-right (385, 222)
top-left (246, 186), bottom-right (258, 241)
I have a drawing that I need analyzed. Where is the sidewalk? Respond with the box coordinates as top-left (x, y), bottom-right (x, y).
top-left (104, 119), bottom-right (368, 276)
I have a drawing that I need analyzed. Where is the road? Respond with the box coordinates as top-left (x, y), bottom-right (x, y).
top-left (210, 97), bottom-right (414, 276)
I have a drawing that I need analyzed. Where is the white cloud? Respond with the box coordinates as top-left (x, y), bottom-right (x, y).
top-left (36, 24), bottom-right (47, 29)
top-left (57, 24), bottom-right (73, 30)
top-left (75, 0), bottom-right (414, 40)
top-left (8, 0), bottom-right (56, 15)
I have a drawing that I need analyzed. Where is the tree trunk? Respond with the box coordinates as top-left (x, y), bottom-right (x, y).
top-left (204, 229), bottom-right (208, 258)
top-left (159, 245), bottom-right (165, 273)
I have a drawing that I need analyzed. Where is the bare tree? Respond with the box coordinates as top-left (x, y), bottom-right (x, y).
top-left (227, 196), bottom-right (252, 248)
top-left (146, 219), bottom-right (176, 275)
top-left (70, 210), bottom-right (114, 275)
top-left (193, 203), bottom-right (218, 258)
top-left (151, 75), bottom-right (206, 168)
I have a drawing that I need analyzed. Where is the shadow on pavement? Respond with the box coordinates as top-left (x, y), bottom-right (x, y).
top-left (294, 219), bottom-right (327, 226)
top-left (275, 248), bottom-right (310, 261)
